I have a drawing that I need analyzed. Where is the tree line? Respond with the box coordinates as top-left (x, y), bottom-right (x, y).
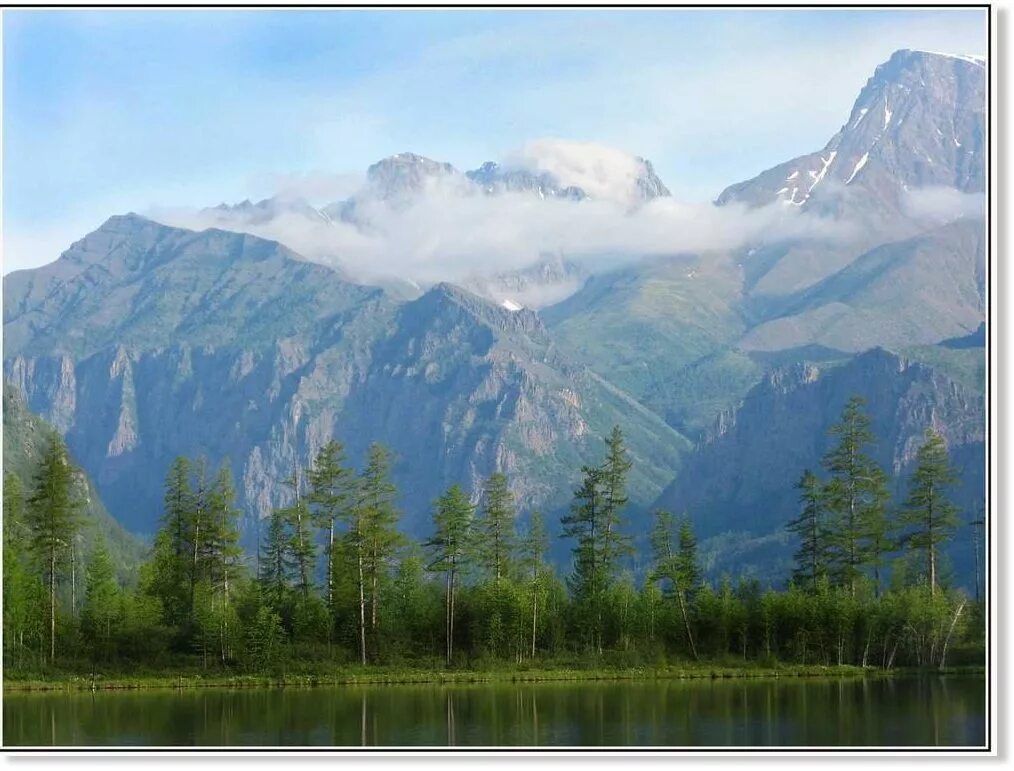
top-left (2, 401), bottom-right (983, 676)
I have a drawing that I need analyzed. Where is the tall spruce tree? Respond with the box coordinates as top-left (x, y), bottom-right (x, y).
top-left (259, 505), bottom-right (291, 612)
top-left (822, 396), bottom-right (891, 596)
top-left (901, 429), bottom-right (960, 595)
top-left (787, 470), bottom-right (829, 592)
top-left (426, 484), bottom-right (475, 664)
top-left (26, 437), bottom-right (84, 663)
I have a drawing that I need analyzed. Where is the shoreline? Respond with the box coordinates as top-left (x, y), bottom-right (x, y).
top-left (3, 664), bottom-right (984, 693)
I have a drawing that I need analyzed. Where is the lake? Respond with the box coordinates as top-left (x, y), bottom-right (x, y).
top-left (3, 674), bottom-right (986, 748)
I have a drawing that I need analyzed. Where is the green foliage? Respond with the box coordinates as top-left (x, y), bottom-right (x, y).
top-left (477, 472), bottom-right (516, 582)
top-left (246, 605), bottom-right (285, 672)
top-left (787, 470), bottom-right (829, 592)
top-left (1, 419), bottom-right (982, 680)
top-left (561, 426), bottom-right (634, 653)
top-left (900, 429), bottom-right (961, 595)
top-left (821, 397), bottom-right (892, 595)
top-left (80, 539), bottom-right (120, 657)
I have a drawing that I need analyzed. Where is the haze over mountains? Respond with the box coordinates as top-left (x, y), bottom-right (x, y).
top-left (3, 49), bottom-right (987, 582)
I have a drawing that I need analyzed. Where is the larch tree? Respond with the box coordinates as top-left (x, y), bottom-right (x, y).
top-left (600, 426), bottom-right (634, 572)
top-left (81, 538), bottom-right (120, 657)
top-left (562, 427), bottom-right (635, 653)
top-left (205, 463), bottom-right (243, 661)
top-left (478, 472), bottom-right (516, 582)
top-left (822, 396), bottom-right (890, 596)
top-left (426, 483), bottom-right (475, 665)
top-left (282, 468), bottom-right (316, 597)
top-left (675, 514), bottom-right (701, 601)
top-left (187, 457), bottom-right (211, 610)
top-left (649, 509), bottom-right (698, 660)
top-left (519, 510), bottom-right (548, 658)
top-left (359, 443), bottom-right (402, 645)
top-left (307, 440), bottom-right (356, 616)
top-left (901, 429), bottom-right (960, 595)
top-left (26, 437), bottom-right (84, 663)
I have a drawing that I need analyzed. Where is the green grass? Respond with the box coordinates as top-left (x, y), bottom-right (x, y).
top-left (5, 662), bottom-right (983, 693)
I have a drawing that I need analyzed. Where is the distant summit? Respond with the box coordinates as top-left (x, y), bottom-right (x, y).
top-left (717, 49), bottom-right (985, 223)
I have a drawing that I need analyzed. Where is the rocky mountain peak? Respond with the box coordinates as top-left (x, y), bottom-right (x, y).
top-left (365, 152), bottom-right (460, 199)
top-left (716, 48), bottom-right (985, 219)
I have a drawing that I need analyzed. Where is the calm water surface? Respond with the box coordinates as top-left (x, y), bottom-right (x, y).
top-left (3, 675), bottom-right (985, 748)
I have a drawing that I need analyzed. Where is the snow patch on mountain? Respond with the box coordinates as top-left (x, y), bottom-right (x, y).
top-left (845, 152), bottom-right (870, 185)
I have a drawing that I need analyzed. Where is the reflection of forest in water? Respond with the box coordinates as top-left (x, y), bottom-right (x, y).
top-left (4, 675), bottom-right (986, 747)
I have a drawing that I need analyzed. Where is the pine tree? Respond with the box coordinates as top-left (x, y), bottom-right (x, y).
top-left (307, 440), bottom-right (355, 615)
top-left (787, 470), bottom-right (829, 592)
top-left (519, 510), bottom-right (548, 658)
top-left (822, 396), bottom-right (891, 596)
top-left (426, 483), bottom-right (475, 664)
top-left (478, 472), bottom-right (516, 582)
top-left (81, 538), bottom-right (120, 656)
top-left (900, 429), bottom-right (960, 595)
top-left (25, 437), bottom-right (84, 663)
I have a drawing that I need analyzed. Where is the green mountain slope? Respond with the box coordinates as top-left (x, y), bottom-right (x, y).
top-left (3, 384), bottom-right (145, 584)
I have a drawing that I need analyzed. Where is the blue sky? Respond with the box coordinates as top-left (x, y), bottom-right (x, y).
top-left (3, 8), bottom-right (987, 272)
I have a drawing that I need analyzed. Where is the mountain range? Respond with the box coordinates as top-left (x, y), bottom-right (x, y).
top-left (2, 49), bottom-right (987, 583)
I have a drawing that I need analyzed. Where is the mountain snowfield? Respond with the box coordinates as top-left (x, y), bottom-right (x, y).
top-left (2, 49), bottom-right (986, 581)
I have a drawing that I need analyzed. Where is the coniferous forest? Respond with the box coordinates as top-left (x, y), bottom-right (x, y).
top-left (2, 397), bottom-right (983, 684)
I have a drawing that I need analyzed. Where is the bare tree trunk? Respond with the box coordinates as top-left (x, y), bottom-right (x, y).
top-left (448, 569), bottom-right (457, 665)
top-left (328, 521), bottom-right (335, 611)
top-left (448, 568), bottom-right (456, 665)
top-left (939, 600), bottom-right (966, 670)
top-left (49, 552), bottom-right (56, 663)
top-left (531, 584), bottom-right (538, 659)
top-left (675, 589), bottom-right (699, 661)
top-left (357, 548), bottom-right (367, 665)
top-left (70, 539), bottom-right (77, 617)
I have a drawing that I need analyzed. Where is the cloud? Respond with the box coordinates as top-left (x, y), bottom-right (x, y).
top-left (153, 159), bottom-right (854, 305)
top-left (901, 186), bottom-right (985, 223)
top-left (508, 139), bottom-right (648, 205)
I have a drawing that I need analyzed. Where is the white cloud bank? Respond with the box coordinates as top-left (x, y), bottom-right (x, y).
top-left (154, 155), bottom-right (852, 303)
